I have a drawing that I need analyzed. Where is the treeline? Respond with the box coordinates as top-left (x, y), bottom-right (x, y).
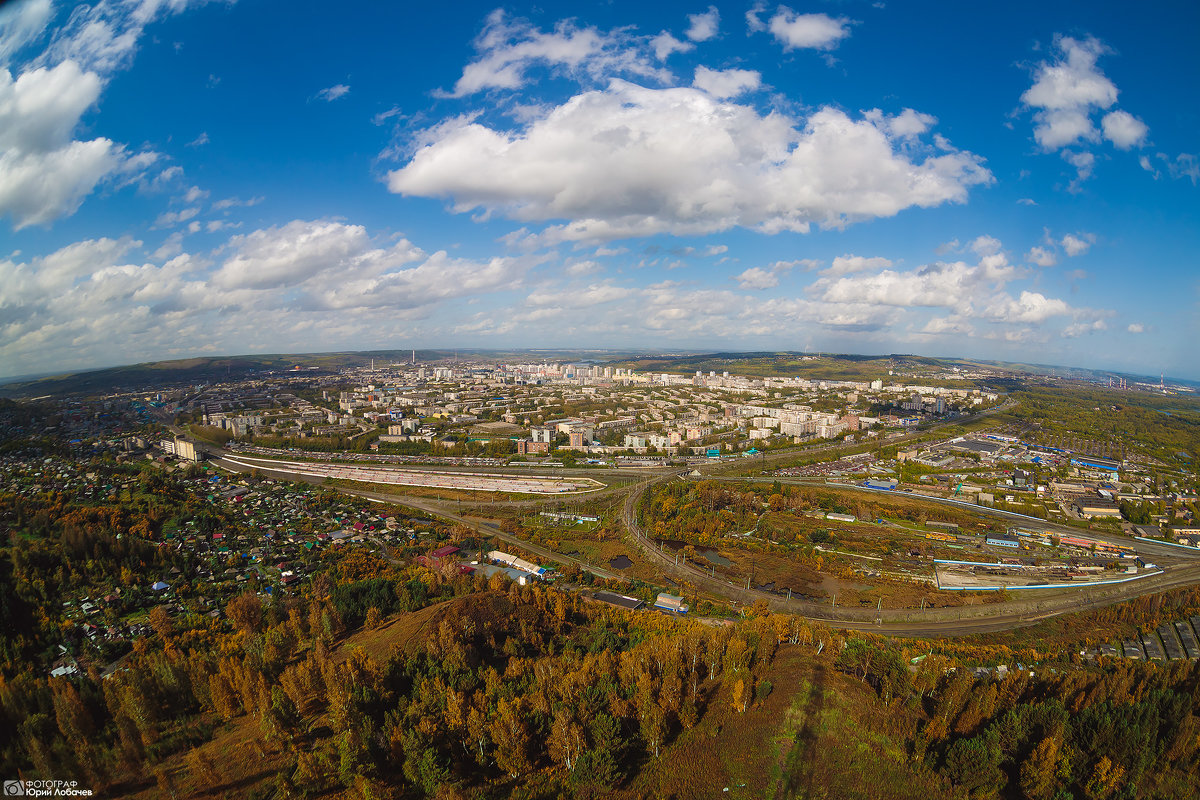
top-left (824, 628), bottom-right (1200, 799)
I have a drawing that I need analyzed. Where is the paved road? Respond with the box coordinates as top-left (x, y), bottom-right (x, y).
top-left (195, 399), bottom-right (1200, 638)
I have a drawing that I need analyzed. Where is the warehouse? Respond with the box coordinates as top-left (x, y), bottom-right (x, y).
top-left (590, 592), bottom-right (644, 611)
top-left (1070, 455), bottom-right (1121, 473)
top-left (488, 550), bottom-right (545, 576)
top-left (653, 593), bottom-right (689, 614)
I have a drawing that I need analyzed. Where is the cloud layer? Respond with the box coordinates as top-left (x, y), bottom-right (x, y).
top-left (389, 82), bottom-right (991, 242)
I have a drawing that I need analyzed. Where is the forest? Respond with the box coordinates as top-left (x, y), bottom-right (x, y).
top-left (4, 542), bottom-right (1199, 799)
top-left (1007, 384), bottom-right (1200, 467)
top-left (3, 460), bottom-right (1200, 798)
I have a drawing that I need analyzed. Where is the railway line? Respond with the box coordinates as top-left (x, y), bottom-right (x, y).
top-left (192, 399), bottom-right (1200, 638)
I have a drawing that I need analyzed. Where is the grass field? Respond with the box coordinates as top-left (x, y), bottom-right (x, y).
top-left (619, 645), bottom-right (960, 800)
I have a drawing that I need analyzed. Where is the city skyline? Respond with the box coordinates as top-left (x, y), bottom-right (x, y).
top-left (1, 0), bottom-right (1197, 379)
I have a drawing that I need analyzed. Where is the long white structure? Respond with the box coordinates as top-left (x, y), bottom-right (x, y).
top-left (220, 454), bottom-right (603, 494)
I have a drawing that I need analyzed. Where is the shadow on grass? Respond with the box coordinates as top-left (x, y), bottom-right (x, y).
top-left (780, 660), bottom-right (826, 800)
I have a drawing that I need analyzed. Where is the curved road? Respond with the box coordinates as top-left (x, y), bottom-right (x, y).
top-left (189, 395), bottom-right (1200, 637)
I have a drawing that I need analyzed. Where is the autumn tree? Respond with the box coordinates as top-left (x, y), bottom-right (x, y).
top-left (731, 677), bottom-right (747, 714)
top-left (491, 698), bottom-right (531, 777)
top-left (226, 590), bottom-right (264, 635)
top-left (148, 605), bottom-right (173, 638)
top-left (549, 707), bottom-right (586, 771)
top-left (1018, 736), bottom-right (1060, 800)
top-left (365, 606), bottom-right (383, 629)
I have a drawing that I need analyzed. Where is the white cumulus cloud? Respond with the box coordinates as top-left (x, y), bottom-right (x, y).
top-left (734, 260), bottom-right (797, 290)
top-left (388, 81), bottom-right (991, 242)
top-left (0, 60), bottom-right (140, 229)
top-left (1026, 246), bottom-right (1057, 267)
top-left (685, 7), bottom-right (720, 42)
top-left (824, 255), bottom-right (892, 276)
top-left (692, 66), bottom-right (760, 98)
top-left (1100, 110), bottom-right (1148, 149)
top-left (650, 32), bottom-right (692, 61)
top-left (1020, 35), bottom-right (1150, 184)
top-left (1060, 232), bottom-right (1093, 256)
top-left (445, 10), bottom-right (664, 97)
top-left (766, 9), bottom-right (853, 51)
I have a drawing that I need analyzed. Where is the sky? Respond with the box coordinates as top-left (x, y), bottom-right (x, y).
top-left (0, 0), bottom-right (1197, 380)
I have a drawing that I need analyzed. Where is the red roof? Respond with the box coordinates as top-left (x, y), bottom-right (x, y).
top-left (431, 545), bottom-right (460, 559)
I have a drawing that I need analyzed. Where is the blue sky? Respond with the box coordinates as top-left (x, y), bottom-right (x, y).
top-left (1, 0), bottom-right (1197, 379)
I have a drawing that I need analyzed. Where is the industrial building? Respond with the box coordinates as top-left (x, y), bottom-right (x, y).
top-left (590, 592), bottom-right (644, 611)
top-left (488, 550), bottom-right (545, 577)
top-left (653, 593), bottom-right (688, 614)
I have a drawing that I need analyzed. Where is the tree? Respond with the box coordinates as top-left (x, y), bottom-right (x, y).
top-left (639, 702), bottom-right (666, 758)
top-left (835, 638), bottom-right (876, 683)
top-left (549, 708), bottom-right (586, 771)
top-left (1084, 757), bottom-right (1124, 800)
top-left (266, 685), bottom-right (302, 744)
top-left (51, 680), bottom-right (95, 747)
top-left (364, 606), bottom-right (383, 630)
top-left (226, 590), bottom-right (264, 635)
top-left (942, 732), bottom-right (1003, 794)
top-left (148, 605), bottom-right (173, 639)
top-left (1019, 736), bottom-right (1060, 800)
top-left (731, 677), bottom-right (747, 714)
top-left (491, 698), bottom-right (531, 777)
top-left (874, 649), bottom-right (911, 704)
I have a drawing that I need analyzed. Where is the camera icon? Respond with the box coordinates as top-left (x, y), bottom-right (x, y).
top-left (3, 781), bottom-right (24, 796)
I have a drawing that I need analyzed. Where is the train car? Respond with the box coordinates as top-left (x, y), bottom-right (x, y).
top-left (1057, 535), bottom-right (1097, 549)
top-left (925, 531), bottom-right (958, 543)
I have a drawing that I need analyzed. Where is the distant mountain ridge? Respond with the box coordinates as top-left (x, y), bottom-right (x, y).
top-left (0, 348), bottom-right (1193, 398)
